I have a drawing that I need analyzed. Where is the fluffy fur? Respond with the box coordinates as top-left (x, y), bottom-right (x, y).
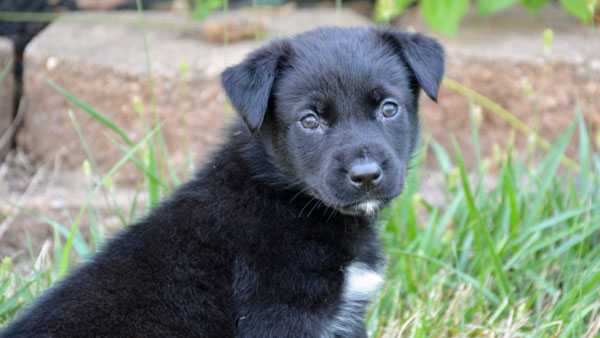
top-left (0, 26), bottom-right (443, 338)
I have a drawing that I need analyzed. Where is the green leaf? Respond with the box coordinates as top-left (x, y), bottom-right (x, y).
top-left (521, 0), bottom-right (550, 11)
top-left (374, 0), bottom-right (415, 23)
top-left (559, 0), bottom-right (594, 23)
top-left (191, 0), bottom-right (224, 21)
top-left (477, 0), bottom-right (518, 15)
top-left (421, 0), bottom-right (469, 36)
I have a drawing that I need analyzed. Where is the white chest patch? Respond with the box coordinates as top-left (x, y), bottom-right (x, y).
top-left (322, 262), bottom-right (384, 337)
top-left (344, 263), bottom-right (384, 299)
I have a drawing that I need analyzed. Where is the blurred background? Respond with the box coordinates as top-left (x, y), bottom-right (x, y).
top-left (0, 0), bottom-right (599, 336)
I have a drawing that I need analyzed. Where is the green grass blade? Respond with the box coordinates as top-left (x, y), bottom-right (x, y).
top-left (145, 136), bottom-right (160, 208)
top-left (108, 135), bottom-right (169, 190)
top-left (42, 217), bottom-right (91, 258)
top-left (45, 78), bottom-right (134, 147)
top-left (455, 142), bottom-right (512, 301)
top-left (525, 122), bottom-right (576, 225)
top-left (388, 249), bottom-right (500, 305)
top-left (0, 277), bottom-right (38, 317)
top-left (430, 140), bottom-right (453, 174)
top-left (58, 123), bottom-right (163, 278)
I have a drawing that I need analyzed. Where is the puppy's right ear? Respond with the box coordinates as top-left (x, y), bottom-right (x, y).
top-left (221, 40), bottom-right (291, 133)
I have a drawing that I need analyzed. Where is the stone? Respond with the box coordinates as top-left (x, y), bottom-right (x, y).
top-left (200, 18), bottom-right (266, 44)
top-left (77, 0), bottom-right (175, 10)
top-left (17, 8), bottom-right (369, 182)
top-left (77, 0), bottom-right (127, 10)
top-left (396, 6), bottom-right (600, 165)
top-left (0, 37), bottom-right (13, 160)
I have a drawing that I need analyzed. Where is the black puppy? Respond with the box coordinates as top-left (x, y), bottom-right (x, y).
top-left (1, 27), bottom-right (443, 338)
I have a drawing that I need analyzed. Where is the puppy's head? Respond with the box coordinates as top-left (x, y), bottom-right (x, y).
top-left (222, 27), bottom-right (444, 216)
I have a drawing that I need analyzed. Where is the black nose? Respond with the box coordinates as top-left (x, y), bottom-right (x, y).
top-left (348, 161), bottom-right (383, 188)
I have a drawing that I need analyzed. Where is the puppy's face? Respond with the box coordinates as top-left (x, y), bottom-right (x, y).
top-left (223, 27), bottom-right (444, 216)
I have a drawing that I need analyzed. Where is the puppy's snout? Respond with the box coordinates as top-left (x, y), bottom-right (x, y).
top-left (348, 161), bottom-right (383, 189)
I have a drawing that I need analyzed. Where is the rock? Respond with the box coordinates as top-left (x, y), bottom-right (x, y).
top-left (17, 9), bottom-right (369, 182)
top-left (396, 6), bottom-right (600, 165)
top-left (76, 0), bottom-right (174, 10)
top-left (0, 37), bottom-right (13, 160)
top-left (77, 0), bottom-right (127, 10)
top-left (200, 18), bottom-right (267, 44)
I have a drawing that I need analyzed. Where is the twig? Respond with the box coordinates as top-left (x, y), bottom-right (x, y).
top-left (0, 164), bottom-right (46, 240)
top-left (442, 77), bottom-right (581, 174)
top-left (0, 96), bottom-right (26, 155)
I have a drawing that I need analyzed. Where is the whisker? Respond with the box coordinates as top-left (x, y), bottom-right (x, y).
top-left (298, 197), bottom-right (318, 218)
top-left (289, 185), bottom-right (312, 204)
top-left (306, 200), bottom-right (322, 218)
top-left (326, 205), bottom-right (339, 222)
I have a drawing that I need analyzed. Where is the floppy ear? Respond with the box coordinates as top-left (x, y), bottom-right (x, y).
top-left (379, 29), bottom-right (445, 102)
top-left (221, 40), bottom-right (291, 132)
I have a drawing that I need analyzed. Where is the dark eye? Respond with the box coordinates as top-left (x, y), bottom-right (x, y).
top-left (380, 100), bottom-right (400, 118)
top-left (300, 113), bottom-right (320, 130)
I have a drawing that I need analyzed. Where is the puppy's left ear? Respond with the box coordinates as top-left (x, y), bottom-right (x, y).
top-left (221, 39), bottom-right (291, 133)
top-left (379, 29), bottom-right (445, 102)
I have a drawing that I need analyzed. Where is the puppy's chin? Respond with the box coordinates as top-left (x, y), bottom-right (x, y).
top-left (304, 182), bottom-right (402, 217)
top-left (314, 190), bottom-right (385, 217)
top-left (339, 200), bottom-right (383, 217)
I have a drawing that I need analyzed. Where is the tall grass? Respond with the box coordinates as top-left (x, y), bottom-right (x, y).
top-left (367, 115), bottom-right (600, 337)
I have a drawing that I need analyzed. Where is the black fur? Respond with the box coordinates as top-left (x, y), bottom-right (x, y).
top-left (0, 26), bottom-right (443, 338)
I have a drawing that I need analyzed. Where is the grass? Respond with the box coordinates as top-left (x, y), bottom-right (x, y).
top-left (1, 10), bottom-right (599, 337)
